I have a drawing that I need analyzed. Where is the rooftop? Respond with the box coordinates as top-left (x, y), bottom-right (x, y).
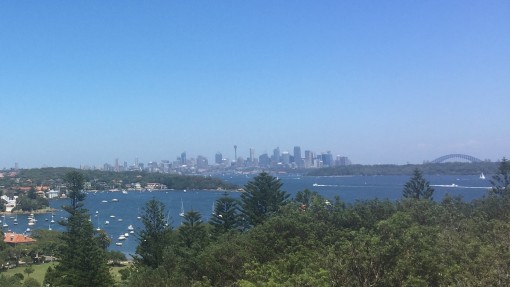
top-left (4, 232), bottom-right (36, 245)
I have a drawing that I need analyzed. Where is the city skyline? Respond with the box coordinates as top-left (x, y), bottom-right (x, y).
top-left (1, 1), bottom-right (509, 168)
top-left (3, 144), bottom-right (496, 171)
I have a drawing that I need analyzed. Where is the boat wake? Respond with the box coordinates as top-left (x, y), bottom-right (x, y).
top-left (312, 183), bottom-right (338, 187)
top-left (431, 184), bottom-right (491, 189)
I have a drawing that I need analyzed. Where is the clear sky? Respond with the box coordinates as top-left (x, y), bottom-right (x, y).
top-left (1, 1), bottom-right (509, 168)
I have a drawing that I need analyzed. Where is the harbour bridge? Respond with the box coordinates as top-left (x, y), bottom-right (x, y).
top-left (430, 154), bottom-right (482, 163)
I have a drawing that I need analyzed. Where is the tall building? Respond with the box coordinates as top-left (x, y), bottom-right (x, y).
top-left (293, 146), bottom-right (302, 167)
top-left (335, 156), bottom-right (352, 166)
top-left (249, 148), bottom-right (255, 163)
top-left (304, 150), bottom-right (313, 168)
top-left (259, 153), bottom-right (271, 167)
top-left (180, 152), bottom-right (187, 165)
top-left (273, 147), bottom-right (281, 163)
top-left (321, 151), bottom-right (334, 167)
top-left (215, 152), bottom-right (223, 165)
top-left (282, 151), bottom-right (290, 165)
top-left (197, 155), bottom-right (208, 169)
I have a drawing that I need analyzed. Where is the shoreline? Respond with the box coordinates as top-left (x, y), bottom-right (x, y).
top-left (0, 207), bottom-right (58, 215)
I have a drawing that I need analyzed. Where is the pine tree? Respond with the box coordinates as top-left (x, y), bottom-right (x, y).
top-left (240, 172), bottom-right (289, 226)
top-left (179, 210), bottom-right (207, 249)
top-left (402, 169), bottom-right (434, 200)
top-left (209, 192), bottom-right (241, 234)
top-left (133, 198), bottom-right (172, 269)
top-left (47, 171), bottom-right (113, 287)
top-left (490, 157), bottom-right (510, 197)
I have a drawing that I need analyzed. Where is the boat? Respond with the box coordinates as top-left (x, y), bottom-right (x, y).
top-left (116, 242), bottom-right (123, 246)
top-left (28, 215), bottom-right (36, 226)
top-left (179, 198), bottom-right (185, 217)
top-left (480, 173), bottom-right (486, 180)
top-left (13, 214), bottom-right (18, 225)
top-left (118, 235), bottom-right (126, 240)
top-left (122, 190), bottom-right (128, 194)
top-left (105, 220), bottom-right (109, 225)
top-left (124, 232), bottom-right (129, 237)
top-left (128, 224), bottom-right (134, 231)
top-left (101, 200), bottom-right (108, 203)
top-left (118, 218), bottom-right (123, 222)
top-left (111, 198), bottom-right (119, 202)
top-left (130, 230), bottom-right (135, 234)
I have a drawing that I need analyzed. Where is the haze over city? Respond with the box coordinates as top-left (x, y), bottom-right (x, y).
top-left (1, 1), bottom-right (509, 169)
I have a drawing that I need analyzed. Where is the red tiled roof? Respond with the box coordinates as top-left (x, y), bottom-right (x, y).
top-left (4, 232), bottom-right (36, 244)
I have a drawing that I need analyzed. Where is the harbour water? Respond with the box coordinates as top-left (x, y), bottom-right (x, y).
top-left (1, 174), bottom-right (492, 257)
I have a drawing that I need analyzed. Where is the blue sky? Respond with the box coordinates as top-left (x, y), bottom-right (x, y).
top-left (1, 1), bottom-right (509, 168)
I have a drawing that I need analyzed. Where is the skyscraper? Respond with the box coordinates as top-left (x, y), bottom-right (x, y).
top-left (197, 155), bottom-right (208, 168)
top-left (249, 148), bottom-right (255, 163)
top-left (273, 147), bottom-right (281, 163)
top-left (293, 146), bottom-right (302, 167)
top-left (282, 151), bottom-right (290, 165)
top-left (215, 152), bottom-right (223, 165)
top-left (181, 152), bottom-right (187, 165)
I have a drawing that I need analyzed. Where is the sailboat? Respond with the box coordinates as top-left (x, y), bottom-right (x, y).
top-left (480, 172), bottom-right (486, 180)
top-left (179, 198), bottom-right (185, 217)
top-left (50, 211), bottom-right (55, 223)
top-left (96, 213), bottom-right (101, 231)
top-left (211, 202), bottom-right (216, 215)
top-left (165, 211), bottom-right (171, 227)
top-left (13, 214), bottom-right (18, 225)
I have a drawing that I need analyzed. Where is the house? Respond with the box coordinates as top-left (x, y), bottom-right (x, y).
top-left (3, 232), bottom-right (36, 247)
top-left (46, 189), bottom-right (60, 199)
top-left (1, 195), bottom-right (18, 212)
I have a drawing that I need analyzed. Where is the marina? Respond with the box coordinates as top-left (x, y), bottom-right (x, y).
top-left (0, 174), bottom-right (491, 257)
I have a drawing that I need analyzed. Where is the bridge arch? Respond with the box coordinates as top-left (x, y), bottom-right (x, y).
top-left (431, 154), bottom-right (482, 163)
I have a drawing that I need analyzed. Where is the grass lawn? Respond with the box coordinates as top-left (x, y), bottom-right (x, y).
top-left (1, 262), bottom-right (129, 285)
top-left (1, 262), bottom-right (57, 284)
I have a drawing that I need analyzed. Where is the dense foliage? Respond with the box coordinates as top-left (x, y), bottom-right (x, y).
top-left (119, 162), bottom-right (510, 286)
top-left (240, 172), bottom-right (289, 227)
top-left (0, 167), bottom-right (237, 191)
top-left (44, 171), bottom-right (114, 287)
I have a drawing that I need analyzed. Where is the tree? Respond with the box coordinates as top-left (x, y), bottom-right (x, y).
top-left (179, 210), bottom-right (207, 249)
top-left (47, 171), bottom-right (113, 287)
top-left (23, 267), bottom-right (34, 278)
top-left (490, 157), bottom-right (510, 197)
top-left (133, 198), bottom-right (172, 269)
top-left (209, 192), bottom-right (242, 234)
top-left (240, 172), bottom-right (289, 226)
top-left (402, 169), bottom-right (434, 200)
top-left (177, 210), bottom-right (208, 282)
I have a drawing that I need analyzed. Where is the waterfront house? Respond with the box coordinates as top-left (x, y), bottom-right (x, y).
top-left (3, 232), bottom-right (36, 247)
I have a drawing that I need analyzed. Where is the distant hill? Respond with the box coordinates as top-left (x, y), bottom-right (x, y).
top-left (307, 162), bottom-right (499, 176)
top-left (2, 167), bottom-right (238, 191)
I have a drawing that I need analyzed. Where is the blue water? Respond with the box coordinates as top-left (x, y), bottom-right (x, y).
top-left (1, 174), bottom-right (491, 257)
